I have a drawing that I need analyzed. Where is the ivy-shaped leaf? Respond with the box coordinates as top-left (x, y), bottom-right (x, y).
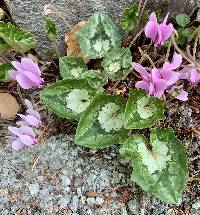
top-left (120, 128), bottom-right (188, 204)
top-left (59, 56), bottom-right (88, 79)
top-left (40, 79), bottom-right (101, 120)
top-left (0, 22), bottom-right (36, 52)
top-left (44, 19), bottom-right (57, 42)
top-left (102, 47), bottom-right (132, 81)
top-left (176, 14), bottom-right (190, 27)
top-left (0, 38), bottom-right (10, 53)
top-left (76, 12), bottom-right (121, 59)
top-left (59, 56), bottom-right (107, 88)
top-left (120, 4), bottom-right (140, 32)
top-left (0, 63), bottom-right (12, 81)
top-left (124, 89), bottom-right (165, 129)
top-left (177, 28), bottom-right (193, 45)
top-left (75, 94), bottom-right (128, 148)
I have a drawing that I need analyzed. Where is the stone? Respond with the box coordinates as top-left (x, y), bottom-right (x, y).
top-left (28, 183), bottom-right (40, 197)
top-left (5, 0), bottom-right (199, 59)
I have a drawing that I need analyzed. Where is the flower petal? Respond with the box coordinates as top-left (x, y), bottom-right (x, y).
top-left (16, 73), bottom-right (33, 89)
top-left (19, 135), bottom-right (35, 146)
top-left (163, 52), bottom-right (182, 71)
top-left (161, 70), bottom-right (179, 86)
top-left (150, 12), bottom-right (158, 22)
top-left (159, 23), bottom-right (174, 42)
top-left (154, 79), bottom-right (168, 98)
top-left (24, 99), bottom-right (33, 110)
top-left (21, 58), bottom-right (41, 76)
top-left (25, 115), bottom-right (41, 127)
top-left (8, 126), bottom-right (21, 136)
top-left (132, 63), bottom-right (151, 81)
top-left (151, 68), bottom-right (161, 82)
top-left (11, 61), bottom-right (24, 72)
top-left (8, 70), bottom-right (19, 80)
top-left (176, 91), bottom-right (188, 101)
top-left (135, 80), bottom-right (150, 92)
top-left (145, 21), bottom-right (158, 43)
top-left (162, 12), bottom-right (169, 24)
top-left (19, 126), bottom-right (36, 138)
top-left (24, 71), bottom-right (44, 86)
top-left (12, 139), bottom-right (24, 150)
top-left (26, 109), bottom-right (41, 119)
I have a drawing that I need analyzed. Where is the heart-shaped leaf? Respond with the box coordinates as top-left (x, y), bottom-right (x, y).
top-left (76, 12), bottom-right (121, 59)
top-left (176, 14), bottom-right (190, 27)
top-left (40, 79), bottom-right (102, 120)
top-left (120, 128), bottom-right (188, 204)
top-left (0, 63), bottom-right (12, 81)
top-left (44, 18), bottom-right (57, 42)
top-left (0, 21), bottom-right (36, 52)
top-left (102, 47), bottom-right (132, 80)
top-left (59, 56), bottom-right (107, 88)
top-left (59, 56), bottom-right (88, 79)
top-left (124, 89), bottom-right (165, 129)
top-left (75, 94), bottom-right (128, 148)
top-left (0, 38), bottom-right (10, 53)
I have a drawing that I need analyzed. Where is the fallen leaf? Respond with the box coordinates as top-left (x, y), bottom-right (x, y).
top-left (65, 21), bottom-right (89, 63)
top-left (0, 93), bottom-right (20, 119)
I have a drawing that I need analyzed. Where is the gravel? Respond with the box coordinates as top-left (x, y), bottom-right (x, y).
top-left (0, 102), bottom-right (199, 214)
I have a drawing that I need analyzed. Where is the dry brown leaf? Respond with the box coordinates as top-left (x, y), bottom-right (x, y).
top-left (0, 93), bottom-right (20, 119)
top-left (65, 21), bottom-right (89, 63)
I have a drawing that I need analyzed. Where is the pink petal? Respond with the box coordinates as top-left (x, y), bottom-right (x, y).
top-left (21, 58), bottom-right (41, 76)
top-left (24, 99), bottom-right (33, 110)
top-left (176, 91), bottom-right (188, 101)
top-left (163, 52), bottom-right (182, 71)
top-left (132, 63), bottom-right (151, 81)
top-left (151, 68), bottom-right (161, 82)
top-left (16, 121), bottom-right (29, 126)
top-left (19, 135), bottom-right (36, 146)
top-left (149, 12), bottom-right (158, 22)
top-left (159, 23), bottom-right (174, 42)
top-left (190, 69), bottom-right (200, 84)
top-left (145, 21), bottom-right (158, 43)
top-left (25, 115), bottom-right (41, 127)
top-left (149, 83), bottom-right (155, 96)
top-left (8, 70), bottom-right (19, 80)
top-left (135, 81), bottom-right (150, 92)
top-left (24, 71), bottom-right (44, 86)
top-left (8, 126), bottom-right (21, 136)
top-left (12, 139), bottom-right (24, 150)
top-left (154, 79), bottom-right (168, 98)
top-left (161, 70), bottom-right (179, 86)
top-left (19, 126), bottom-right (36, 138)
top-left (26, 109), bottom-right (41, 119)
top-left (16, 73), bottom-right (34, 89)
top-left (17, 113), bottom-right (27, 121)
top-left (162, 12), bottom-right (169, 24)
top-left (155, 27), bottom-right (163, 45)
top-left (11, 61), bottom-right (24, 73)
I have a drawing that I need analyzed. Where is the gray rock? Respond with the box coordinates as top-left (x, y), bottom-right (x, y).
top-left (128, 198), bottom-right (140, 214)
top-left (28, 183), bottom-right (40, 196)
top-left (87, 197), bottom-right (96, 207)
top-left (58, 195), bottom-right (71, 209)
top-left (95, 196), bottom-right (104, 205)
top-left (4, 0), bottom-right (199, 59)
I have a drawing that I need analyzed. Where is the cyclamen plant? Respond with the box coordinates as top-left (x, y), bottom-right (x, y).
top-left (39, 11), bottom-right (199, 204)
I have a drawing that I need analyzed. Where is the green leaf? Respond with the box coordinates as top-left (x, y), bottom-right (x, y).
top-left (120, 128), bottom-right (189, 204)
top-left (124, 89), bottom-right (165, 129)
top-left (40, 79), bottom-right (101, 120)
top-left (0, 22), bottom-right (36, 52)
top-left (59, 56), bottom-right (107, 88)
top-left (120, 4), bottom-right (139, 32)
top-left (102, 47), bottom-right (132, 81)
top-left (44, 19), bottom-right (57, 42)
top-left (75, 94), bottom-right (128, 148)
top-left (76, 12), bottom-right (121, 59)
top-left (176, 14), bottom-right (190, 27)
top-left (0, 38), bottom-right (10, 53)
top-left (0, 63), bottom-right (12, 81)
top-left (196, 9), bottom-right (200, 22)
top-left (59, 56), bottom-right (88, 79)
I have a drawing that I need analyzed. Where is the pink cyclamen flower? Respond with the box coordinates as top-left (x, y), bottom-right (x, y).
top-left (133, 52), bottom-right (184, 100)
top-left (145, 12), bottom-right (174, 46)
top-left (17, 99), bottom-right (41, 127)
top-left (179, 67), bottom-right (200, 84)
top-left (8, 58), bottom-right (44, 89)
top-left (8, 126), bottom-right (37, 150)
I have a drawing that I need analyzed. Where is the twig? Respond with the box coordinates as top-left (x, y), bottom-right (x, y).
top-left (165, 38), bottom-right (172, 61)
top-left (138, 0), bottom-right (148, 25)
top-left (140, 54), bottom-right (156, 67)
top-left (17, 84), bottom-right (25, 106)
top-left (171, 33), bottom-right (200, 69)
top-left (32, 155), bottom-right (41, 172)
top-left (188, 26), bottom-right (200, 43)
top-left (129, 28), bottom-right (144, 48)
top-left (193, 31), bottom-right (199, 59)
